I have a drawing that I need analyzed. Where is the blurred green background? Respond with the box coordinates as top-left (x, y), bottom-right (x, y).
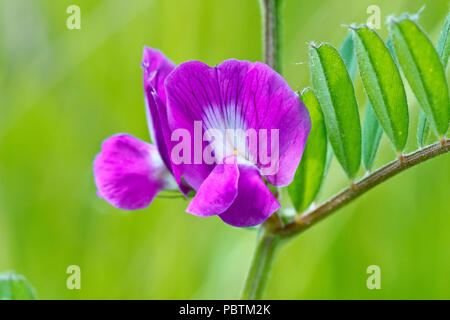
top-left (0, 0), bottom-right (449, 299)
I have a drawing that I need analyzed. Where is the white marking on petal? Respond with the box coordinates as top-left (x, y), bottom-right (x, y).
top-left (202, 105), bottom-right (255, 165)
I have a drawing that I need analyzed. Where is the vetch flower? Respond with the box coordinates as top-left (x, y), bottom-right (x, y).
top-left (93, 47), bottom-right (189, 210)
top-left (165, 59), bottom-right (311, 227)
top-left (93, 47), bottom-right (311, 228)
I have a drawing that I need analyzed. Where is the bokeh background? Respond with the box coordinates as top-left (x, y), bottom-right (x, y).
top-left (0, 0), bottom-right (449, 299)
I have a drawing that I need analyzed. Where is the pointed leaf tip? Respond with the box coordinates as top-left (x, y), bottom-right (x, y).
top-left (353, 25), bottom-right (409, 152)
top-left (389, 16), bottom-right (449, 137)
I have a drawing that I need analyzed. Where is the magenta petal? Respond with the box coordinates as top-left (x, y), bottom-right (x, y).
top-left (218, 164), bottom-right (280, 227)
top-left (146, 92), bottom-right (191, 196)
top-left (142, 46), bottom-right (175, 104)
top-left (223, 60), bottom-right (311, 187)
top-left (93, 134), bottom-right (169, 210)
top-left (262, 103), bottom-right (311, 187)
top-left (142, 47), bottom-right (175, 173)
top-left (141, 47), bottom-right (192, 195)
top-left (165, 59), bottom-right (311, 190)
top-left (186, 156), bottom-right (239, 217)
top-left (145, 91), bottom-right (171, 170)
top-left (165, 61), bottom-right (218, 189)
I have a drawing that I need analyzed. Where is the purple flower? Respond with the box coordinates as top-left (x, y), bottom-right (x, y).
top-left (93, 47), bottom-right (311, 227)
top-left (93, 47), bottom-right (189, 210)
top-left (165, 59), bottom-right (311, 227)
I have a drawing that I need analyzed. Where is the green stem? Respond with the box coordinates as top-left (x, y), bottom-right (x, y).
top-left (260, 0), bottom-right (283, 72)
top-left (240, 0), bottom-right (285, 301)
top-left (241, 230), bottom-right (283, 300)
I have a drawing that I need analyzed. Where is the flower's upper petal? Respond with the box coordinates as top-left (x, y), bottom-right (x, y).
top-left (218, 164), bottom-right (280, 227)
top-left (165, 59), bottom-right (311, 189)
top-left (235, 61), bottom-right (311, 187)
top-left (93, 134), bottom-right (170, 210)
top-left (186, 156), bottom-right (238, 217)
top-left (142, 46), bottom-right (175, 104)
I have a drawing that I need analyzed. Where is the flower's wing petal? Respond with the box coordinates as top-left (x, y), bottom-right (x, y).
top-left (141, 47), bottom-right (192, 195)
top-left (165, 60), bottom-right (311, 190)
top-left (146, 91), bottom-right (192, 195)
top-left (93, 134), bottom-right (169, 210)
top-left (186, 156), bottom-right (239, 217)
top-left (142, 46), bottom-right (175, 103)
top-left (165, 61), bottom-right (219, 189)
top-left (218, 164), bottom-right (280, 227)
top-left (145, 90), bottom-right (172, 170)
top-left (142, 47), bottom-right (174, 169)
top-left (232, 61), bottom-right (311, 187)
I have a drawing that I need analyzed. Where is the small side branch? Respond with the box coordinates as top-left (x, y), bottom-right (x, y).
top-left (276, 139), bottom-right (450, 238)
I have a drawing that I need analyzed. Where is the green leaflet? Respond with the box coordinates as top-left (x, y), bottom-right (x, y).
top-left (0, 271), bottom-right (37, 300)
top-left (339, 31), bottom-right (383, 171)
top-left (362, 101), bottom-right (383, 171)
top-left (309, 31), bottom-right (355, 196)
top-left (418, 14), bottom-right (450, 147)
top-left (437, 13), bottom-right (450, 69)
top-left (340, 33), bottom-right (357, 81)
top-left (314, 32), bottom-right (359, 182)
top-left (312, 32), bottom-right (359, 184)
top-left (309, 43), bottom-right (361, 179)
top-left (353, 25), bottom-right (409, 152)
top-left (417, 110), bottom-right (431, 148)
top-left (288, 88), bottom-right (327, 213)
top-left (389, 16), bottom-right (450, 137)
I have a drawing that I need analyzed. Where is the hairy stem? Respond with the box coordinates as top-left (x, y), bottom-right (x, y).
top-left (240, 0), bottom-right (285, 301)
top-left (277, 139), bottom-right (450, 238)
top-left (241, 231), bottom-right (282, 300)
top-left (260, 0), bottom-right (283, 72)
top-left (242, 140), bottom-right (449, 299)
